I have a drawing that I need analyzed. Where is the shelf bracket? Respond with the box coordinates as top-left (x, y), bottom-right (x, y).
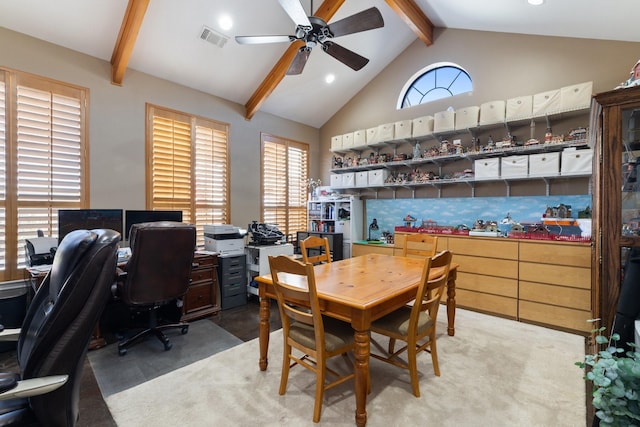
top-left (543, 177), bottom-right (551, 196)
top-left (505, 180), bottom-right (511, 197)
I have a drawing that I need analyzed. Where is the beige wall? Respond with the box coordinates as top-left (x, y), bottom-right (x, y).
top-left (0, 27), bottom-right (320, 231)
top-left (319, 28), bottom-right (640, 184)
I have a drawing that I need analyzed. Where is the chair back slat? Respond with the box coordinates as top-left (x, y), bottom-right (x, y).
top-left (300, 236), bottom-right (332, 265)
top-left (269, 255), bottom-right (323, 332)
top-left (416, 251), bottom-right (452, 317)
top-left (403, 234), bottom-right (438, 259)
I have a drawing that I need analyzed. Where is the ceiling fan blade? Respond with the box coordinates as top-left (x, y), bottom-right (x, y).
top-left (328, 7), bottom-right (384, 38)
top-left (278, 0), bottom-right (311, 28)
top-left (323, 41), bottom-right (369, 71)
top-left (286, 47), bottom-right (311, 75)
top-left (235, 35), bottom-right (293, 45)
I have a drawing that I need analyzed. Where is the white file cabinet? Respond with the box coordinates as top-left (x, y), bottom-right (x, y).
top-left (245, 243), bottom-right (294, 296)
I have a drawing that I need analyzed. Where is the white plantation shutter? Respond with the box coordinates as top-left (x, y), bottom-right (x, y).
top-left (0, 73), bottom-right (6, 271)
top-left (147, 105), bottom-right (229, 248)
top-left (261, 133), bottom-right (308, 239)
top-left (0, 68), bottom-right (87, 279)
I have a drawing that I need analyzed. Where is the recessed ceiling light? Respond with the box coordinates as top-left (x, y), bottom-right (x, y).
top-left (325, 74), bottom-right (335, 84)
top-left (218, 15), bottom-right (233, 31)
top-left (528, 0), bottom-right (544, 5)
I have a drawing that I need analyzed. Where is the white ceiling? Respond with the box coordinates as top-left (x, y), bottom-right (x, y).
top-left (0, 0), bottom-right (638, 128)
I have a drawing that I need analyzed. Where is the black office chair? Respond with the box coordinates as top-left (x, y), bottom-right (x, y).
top-left (115, 221), bottom-right (196, 356)
top-left (0, 228), bottom-right (120, 426)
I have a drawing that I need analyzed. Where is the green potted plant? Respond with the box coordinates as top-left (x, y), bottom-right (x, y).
top-left (576, 326), bottom-right (640, 426)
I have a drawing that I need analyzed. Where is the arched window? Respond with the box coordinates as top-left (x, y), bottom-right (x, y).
top-left (398, 62), bottom-right (473, 109)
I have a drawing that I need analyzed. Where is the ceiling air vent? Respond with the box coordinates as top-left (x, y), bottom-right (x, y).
top-left (199, 25), bottom-right (228, 48)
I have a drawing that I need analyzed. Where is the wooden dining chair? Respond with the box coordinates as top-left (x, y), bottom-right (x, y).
top-left (300, 235), bottom-right (332, 265)
top-left (268, 255), bottom-right (355, 423)
top-left (403, 233), bottom-right (438, 258)
top-left (370, 250), bottom-right (452, 397)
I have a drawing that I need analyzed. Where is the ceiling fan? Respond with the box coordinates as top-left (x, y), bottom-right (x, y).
top-left (235, 0), bottom-right (384, 75)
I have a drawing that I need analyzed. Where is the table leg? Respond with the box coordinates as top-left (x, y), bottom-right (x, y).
top-left (354, 328), bottom-right (369, 427)
top-left (259, 295), bottom-right (270, 371)
top-left (446, 272), bottom-right (457, 336)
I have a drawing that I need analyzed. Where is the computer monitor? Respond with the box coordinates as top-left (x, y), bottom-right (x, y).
top-left (57, 209), bottom-right (124, 244)
top-left (124, 210), bottom-right (183, 239)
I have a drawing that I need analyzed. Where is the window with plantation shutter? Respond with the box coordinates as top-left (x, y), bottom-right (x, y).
top-left (261, 133), bottom-right (308, 239)
top-left (0, 68), bottom-right (88, 280)
top-left (146, 104), bottom-right (229, 248)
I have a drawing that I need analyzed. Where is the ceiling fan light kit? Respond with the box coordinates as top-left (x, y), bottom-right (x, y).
top-left (235, 0), bottom-right (384, 75)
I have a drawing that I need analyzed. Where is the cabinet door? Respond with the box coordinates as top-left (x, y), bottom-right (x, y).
top-left (594, 86), bottom-right (640, 331)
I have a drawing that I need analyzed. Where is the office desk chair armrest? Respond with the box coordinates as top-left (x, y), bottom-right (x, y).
top-left (0, 328), bottom-right (20, 342)
top-left (0, 374), bottom-right (68, 400)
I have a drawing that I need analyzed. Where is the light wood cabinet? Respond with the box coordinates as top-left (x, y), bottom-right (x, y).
top-left (352, 242), bottom-right (394, 257)
top-left (518, 241), bottom-right (592, 333)
top-left (352, 233), bottom-right (592, 333)
top-left (448, 236), bottom-right (519, 319)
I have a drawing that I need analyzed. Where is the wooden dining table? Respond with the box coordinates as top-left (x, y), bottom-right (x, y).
top-left (254, 253), bottom-right (459, 426)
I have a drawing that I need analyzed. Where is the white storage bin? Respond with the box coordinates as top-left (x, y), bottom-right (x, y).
top-left (330, 135), bottom-right (343, 152)
top-left (474, 158), bottom-right (500, 180)
top-left (366, 127), bottom-right (379, 146)
top-left (560, 81), bottom-right (593, 111)
top-left (394, 120), bottom-right (412, 139)
top-left (434, 110), bottom-right (455, 132)
top-left (532, 89), bottom-right (561, 116)
top-left (561, 148), bottom-right (593, 175)
top-left (341, 132), bottom-right (354, 150)
top-left (353, 129), bottom-right (366, 148)
top-left (500, 155), bottom-right (529, 178)
top-left (377, 123), bottom-right (395, 142)
top-left (412, 115), bottom-right (434, 138)
top-left (355, 171), bottom-right (369, 188)
top-left (368, 169), bottom-right (389, 186)
top-left (330, 173), bottom-right (343, 188)
top-left (529, 152), bottom-right (560, 176)
top-left (455, 106), bottom-right (480, 130)
top-left (342, 172), bottom-right (355, 188)
top-left (506, 96), bottom-right (533, 121)
top-left (479, 100), bottom-right (506, 125)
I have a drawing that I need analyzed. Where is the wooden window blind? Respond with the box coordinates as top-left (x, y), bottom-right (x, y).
top-left (261, 133), bottom-right (308, 239)
top-left (146, 104), bottom-right (229, 248)
top-left (0, 68), bottom-right (88, 280)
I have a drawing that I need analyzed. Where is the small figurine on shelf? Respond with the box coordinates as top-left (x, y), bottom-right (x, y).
top-left (616, 59), bottom-right (640, 89)
top-left (544, 127), bottom-right (553, 143)
top-left (413, 142), bottom-right (422, 159)
top-left (332, 155), bottom-right (343, 169)
top-left (307, 178), bottom-right (321, 200)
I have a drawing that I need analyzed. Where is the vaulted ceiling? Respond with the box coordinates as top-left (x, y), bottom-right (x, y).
top-left (1, 0), bottom-right (638, 128)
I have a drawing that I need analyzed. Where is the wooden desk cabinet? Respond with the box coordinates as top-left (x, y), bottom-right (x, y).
top-left (182, 252), bottom-right (220, 321)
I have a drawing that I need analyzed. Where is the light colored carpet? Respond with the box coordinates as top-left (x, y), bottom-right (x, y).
top-left (105, 309), bottom-right (586, 426)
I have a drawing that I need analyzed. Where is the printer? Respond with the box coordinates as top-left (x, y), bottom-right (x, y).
top-left (203, 224), bottom-right (245, 257)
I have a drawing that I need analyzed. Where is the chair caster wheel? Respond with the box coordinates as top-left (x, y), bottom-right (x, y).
top-left (164, 341), bottom-right (173, 351)
top-left (118, 348), bottom-right (127, 356)
top-left (181, 326), bottom-right (189, 335)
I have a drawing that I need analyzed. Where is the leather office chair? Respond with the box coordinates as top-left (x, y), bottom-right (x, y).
top-left (268, 255), bottom-right (355, 423)
top-left (0, 228), bottom-right (120, 426)
top-left (370, 250), bottom-right (452, 397)
top-left (300, 236), bottom-right (332, 265)
top-left (403, 233), bottom-right (438, 259)
top-left (116, 221), bottom-right (195, 356)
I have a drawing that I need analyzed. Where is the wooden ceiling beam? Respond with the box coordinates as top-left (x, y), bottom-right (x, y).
top-left (385, 0), bottom-right (434, 46)
top-left (111, 0), bottom-right (150, 86)
top-left (244, 0), bottom-right (345, 121)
